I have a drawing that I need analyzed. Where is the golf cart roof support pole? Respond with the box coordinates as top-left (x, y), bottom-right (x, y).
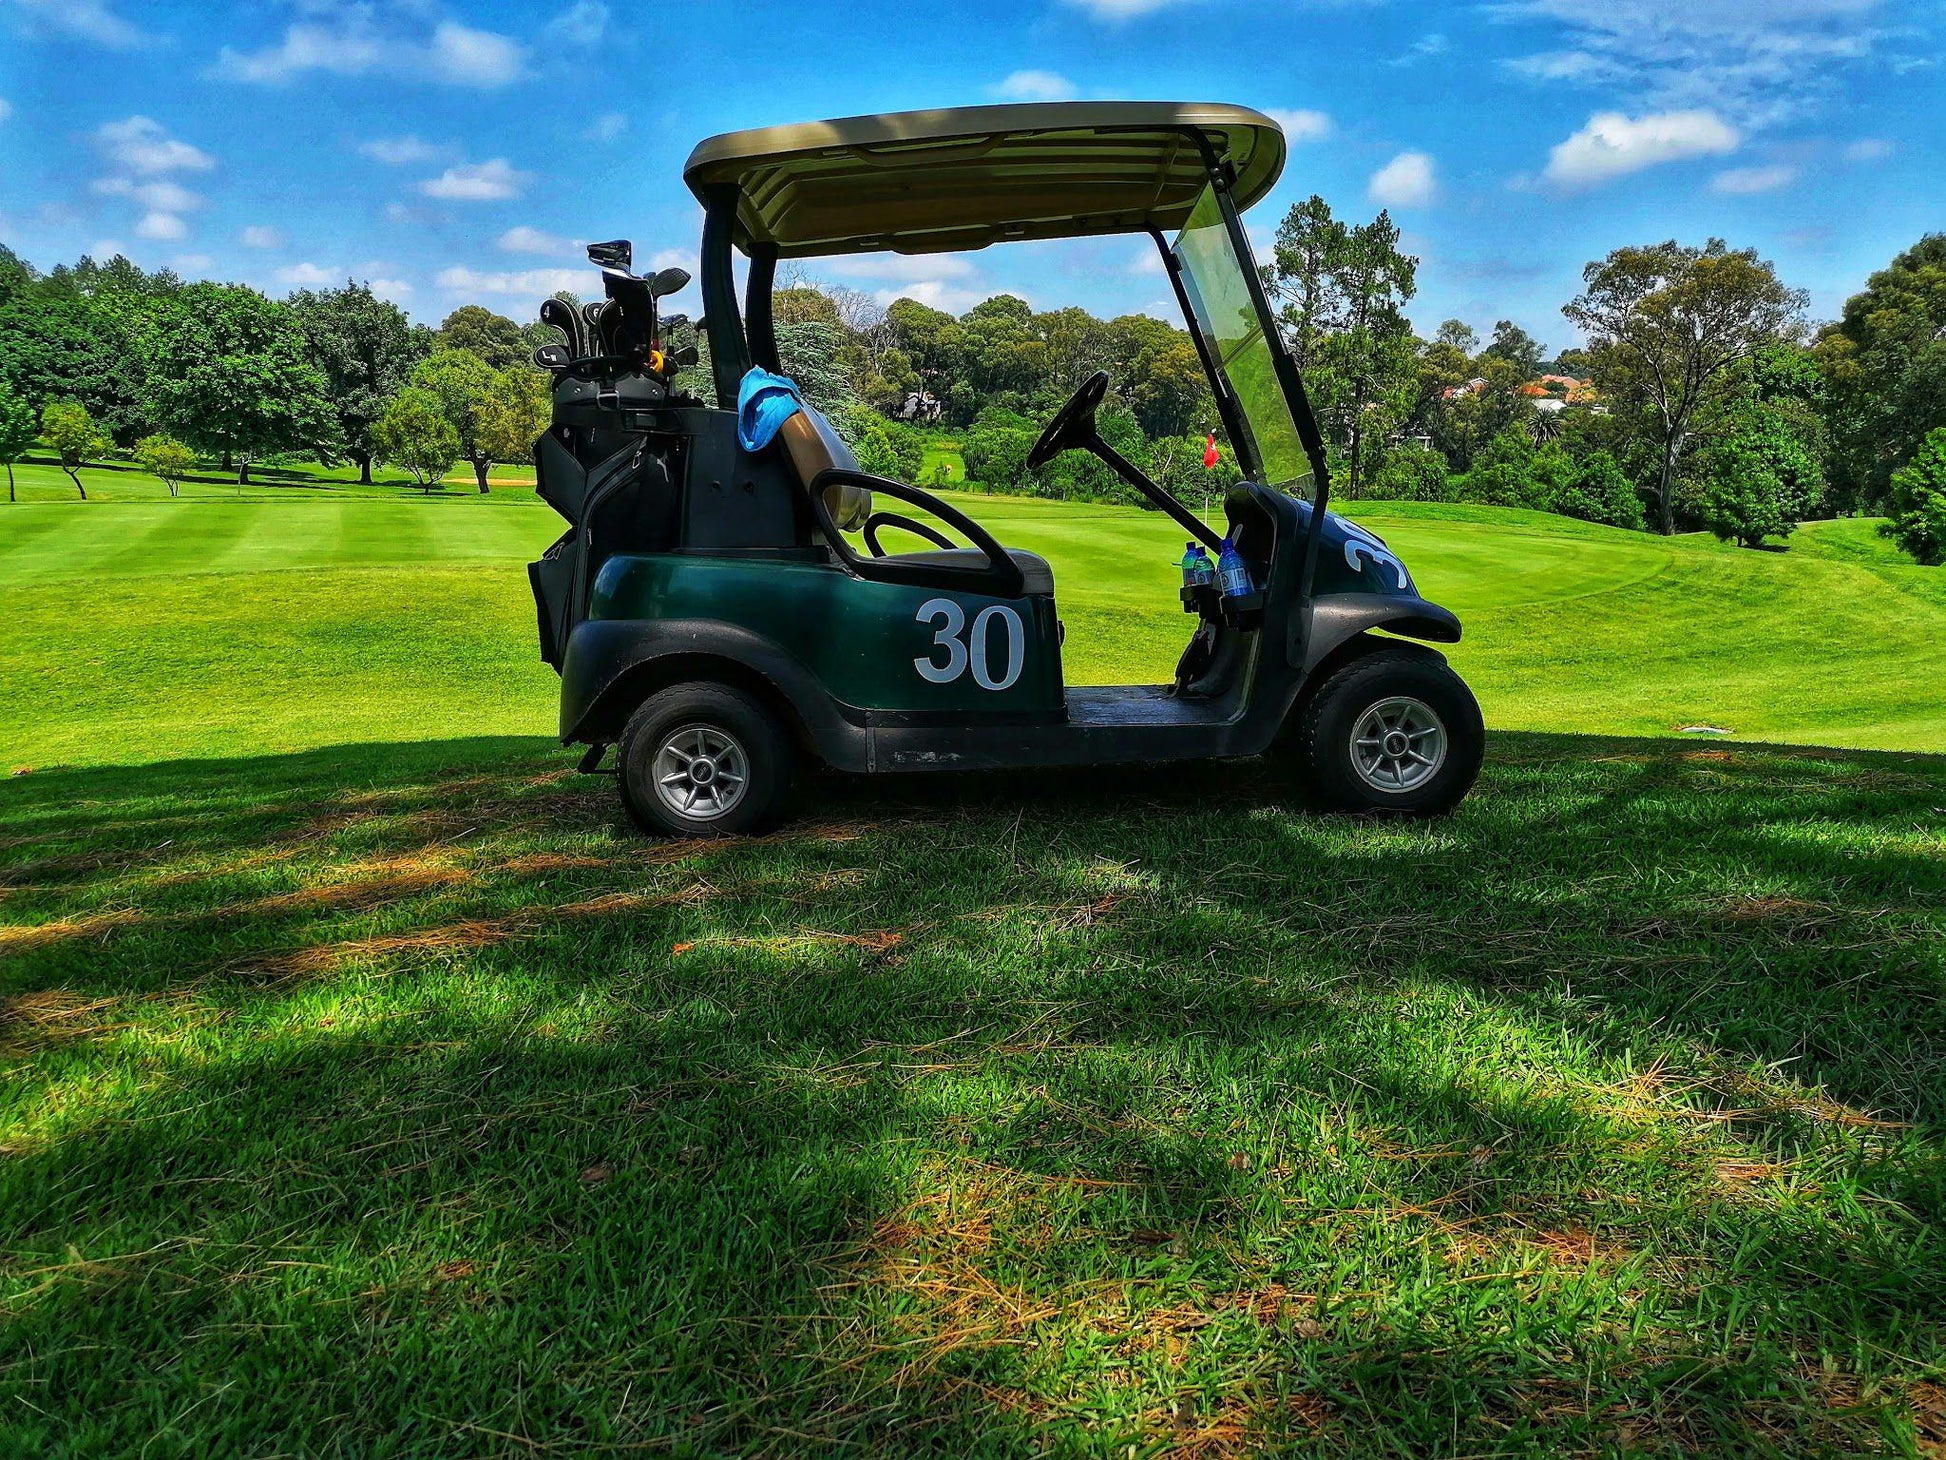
top-left (1090, 437), bottom-right (1223, 553)
top-left (746, 242), bottom-right (781, 373)
top-left (700, 183), bottom-right (753, 405)
top-left (1150, 226), bottom-right (1259, 486)
top-left (1190, 132), bottom-right (1335, 602)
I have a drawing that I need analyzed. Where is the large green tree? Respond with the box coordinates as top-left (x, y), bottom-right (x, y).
top-left (435, 305), bottom-right (528, 369)
top-left (372, 388), bottom-right (461, 493)
top-left (290, 282), bottom-right (431, 484)
top-left (0, 253), bottom-right (175, 442)
top-left (1882, 427), bottom-right (1946, 566)
top-left (142, 282), bottom-right (335, 481)
top-left (1815, 234), bottom-right (1946, 514)
top-left (1564, 239), bottom-right (1806, 535)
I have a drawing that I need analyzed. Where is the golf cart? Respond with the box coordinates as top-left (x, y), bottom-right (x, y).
top-left (526, 102), bottom-right (1483, 837)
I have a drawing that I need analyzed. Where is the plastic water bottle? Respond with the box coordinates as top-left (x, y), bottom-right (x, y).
top-left (1194, 545), bottom-right (1216, 586)
top-left (1180, 543), bottom-right (1202, 590)
top-left (1217, 535), bottom-right (1252, 598)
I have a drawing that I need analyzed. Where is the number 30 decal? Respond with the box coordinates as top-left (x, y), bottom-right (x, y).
top-left (914, 598), bottom-right (1025, 691)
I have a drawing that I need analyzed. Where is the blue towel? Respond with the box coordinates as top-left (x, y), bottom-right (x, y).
top-left (736, 367), bottom-right (805, 453)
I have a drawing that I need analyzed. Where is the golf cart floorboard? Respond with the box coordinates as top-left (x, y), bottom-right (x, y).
top-left (1064, 685), bottom-right (1232, 727)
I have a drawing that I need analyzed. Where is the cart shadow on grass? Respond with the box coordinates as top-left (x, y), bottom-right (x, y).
top-left (2, 731), bottom-right (1944, 1453)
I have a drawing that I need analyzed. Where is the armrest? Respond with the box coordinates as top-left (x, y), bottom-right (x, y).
top-left (807, 469), bottom-right (1026, 600)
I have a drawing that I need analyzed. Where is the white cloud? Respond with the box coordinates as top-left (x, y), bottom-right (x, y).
top-left (7, 0), bottom-right (149, 48)
top-left (368, 277), bottom-right (414, 301)
top-left (587, 112), bottom-right (627, 143)
top-left (427, 21), bottom-right (526, 86)
top-left (360, 136), bottom-right (441, 166)
top-left (170, 253), bottom-right (213, 273)
top-left (1128, 242), bottom-right (1165, 276)
top-left (1265, 108), bottom-right (1333, 143)
top-left (276, 262), bottom-right (338, 286)
top-left (498, 225), bottom-right (576, 255)
top-left (546, 1), bottom-right (609, 45)
top-left (0, 98), bottom-right (11, 124)
top-left (239, 225), bottom-right (284, 249)
top-left (1542, 110), bottom-right (1740, 186)
top-left (89, 238), bottom-right (125, 259)
top-left (216, 15), bottom-right (526, 88)
top-left (135, 211), bottom-right (187, 241)
top-left (95, 116), bottom-right (213, 175)
top-left (93, 177), bottom-right (202, 212)
top-left (990, 70), bottom-right (1078, 103)
top-left (1495, 0), bottom-right (1888, 127)
top-left (1369, 151), bottom-right (1437, 208)
top-left (1845, 137), bottom-right (1893, 162)
top-left (1062, 0), bottom-right (1195, 18)
top-left (419, 159), bottom-right (530, 202)
top-left (1711, 163), bottom-right (1796, 194)
top-left (437, 265), bottom-right (586, 298)
top-left (822, 254), bottom-right (977, 282)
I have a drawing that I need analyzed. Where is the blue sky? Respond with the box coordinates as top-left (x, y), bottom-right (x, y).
top-left (1, 0), bottom-right (1939, 350)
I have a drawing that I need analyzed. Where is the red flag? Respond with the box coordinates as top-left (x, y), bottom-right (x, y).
top-left (1203, 432), bottom-right (1220, 470)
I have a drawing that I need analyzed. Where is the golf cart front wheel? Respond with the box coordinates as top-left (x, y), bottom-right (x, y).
top-left (1297, 649), bottom-right (1483, 815)
top-left (617, 682), bottom-right (796, 837)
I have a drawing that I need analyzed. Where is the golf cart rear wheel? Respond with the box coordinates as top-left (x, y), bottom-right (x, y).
top-left (1297, 649), bottom-right (1483, 815)
top-left (617, 683), bottom-right (795, 837)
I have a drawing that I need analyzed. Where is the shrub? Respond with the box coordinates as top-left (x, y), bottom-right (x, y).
top-left (40, 400), bottom-right (110, 500)
top-left (1553, 450), bottom-right (1643, 529)
top-left (960, 422), bottom-right (1036, 494)
top-left (1881, 427), bottom-right (1946, 566)
top-left (1362, 443), bottom-right (1453, 502)
top-left (1685, 401), bottom-right (1823, 548)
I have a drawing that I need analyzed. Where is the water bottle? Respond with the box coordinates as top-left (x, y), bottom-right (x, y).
top-left (1217, 535), bottom-right (1252, 598)
top-left (1194, 545), bottom-right (1216, 586)
top-left (1179, 543), bottom-right (1202, 590)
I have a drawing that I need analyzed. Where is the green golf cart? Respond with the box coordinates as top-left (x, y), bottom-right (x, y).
top-left (526, 102), bottom-right (1483, 836)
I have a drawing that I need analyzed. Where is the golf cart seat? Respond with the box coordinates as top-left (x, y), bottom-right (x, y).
top-left (777, 404), bottom-right (1055, 596)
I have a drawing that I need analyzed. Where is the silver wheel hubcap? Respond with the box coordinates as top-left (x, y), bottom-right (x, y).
top-left (651, 723), bottom-right (750, 820)
top-left (1350, 696), bottom-right (1447, 793)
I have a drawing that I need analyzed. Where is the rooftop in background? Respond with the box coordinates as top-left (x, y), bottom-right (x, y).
top-left (682, 102), bottom-right (1286, 260)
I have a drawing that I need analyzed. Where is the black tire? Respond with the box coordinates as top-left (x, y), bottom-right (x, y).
top-left (616, 682), bottom-right (797, 837)
top-left (1295, 648), bottom-right (1484, 815)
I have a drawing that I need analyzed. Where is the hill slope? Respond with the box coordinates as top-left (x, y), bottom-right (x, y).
top-left (2, 484), bottom-right (1942, 767)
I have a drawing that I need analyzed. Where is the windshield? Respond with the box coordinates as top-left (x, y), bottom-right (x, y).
top-left (1171, 184), bottom-right (1315, 498)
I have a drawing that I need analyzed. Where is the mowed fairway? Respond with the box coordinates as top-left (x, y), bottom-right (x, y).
top-left (3, 478), bottom-right (1946, 1455)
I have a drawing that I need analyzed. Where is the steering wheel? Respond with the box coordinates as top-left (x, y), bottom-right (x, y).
top-left (863, 511), bottom-right (954, 557)
top-left (1027, 370), bottom-right (1110, 471)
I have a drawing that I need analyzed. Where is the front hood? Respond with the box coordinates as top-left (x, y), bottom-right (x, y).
top-left (1292, 501), bottom-right (1417, 598)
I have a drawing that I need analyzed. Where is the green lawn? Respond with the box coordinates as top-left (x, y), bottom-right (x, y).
top-left (3, 483), bottom-right (1945, 1455)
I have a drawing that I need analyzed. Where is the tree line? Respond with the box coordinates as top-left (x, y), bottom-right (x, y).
top-left (0, 247), bottom-right (549, 497)
top-left (2, 225), bottom-right (1941, 568)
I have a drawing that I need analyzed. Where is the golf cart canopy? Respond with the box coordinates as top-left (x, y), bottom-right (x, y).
top-left (682, 102), bottom-right (1287, 258)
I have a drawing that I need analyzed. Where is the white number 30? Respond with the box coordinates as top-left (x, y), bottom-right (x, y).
top-left (913, 598), bottom-right (1025, 691)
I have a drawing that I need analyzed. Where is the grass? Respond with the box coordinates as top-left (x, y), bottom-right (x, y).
top-left (3, 476), bottom-right (1945, 1454)
top-left (3, 737), bottom-right (1944, 1455)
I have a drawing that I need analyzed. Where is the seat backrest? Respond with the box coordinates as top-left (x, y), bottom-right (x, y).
top-left (776, 406), bottom-right (871, 531)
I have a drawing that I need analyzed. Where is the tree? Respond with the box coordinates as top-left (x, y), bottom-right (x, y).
top-left (133, 433), bottom-right (197, 498)
top-left (1881, 427), bottom-right (1946, 566)
top-left (40, 400), bottom-right (109, 500)
top-left (476, 366), bottom-right (551, 474)
top-left (0, 382), bottom-right (34, 503)
top-left (142, 282), bottom-right (336, 481)
top-left (1483, 320), bottom-right (1547, 380)
top-left (1815, 235), bottom-right (1946, 514)
top-left (372, 388), bottom-right (460, 493)
top-left (436, 305), bottom-right (527, 369)
top-left (1271, 195), bottom-right (1348, 373)
top-left (1103, 313), bottom-right (1210, 439)
top-left (290, 282), bottom-right (431, 484)
top-left (410, 348), bottom-right (499, 491)
top-left (1434, 319), bottom-right (1478, 354)
top-left (1311, 211), bottom-right (1419, 499)
top-left (1686, 398), bottom-right (1823, 547)
top-left (1564, 239), bottom-right (1806, 534)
